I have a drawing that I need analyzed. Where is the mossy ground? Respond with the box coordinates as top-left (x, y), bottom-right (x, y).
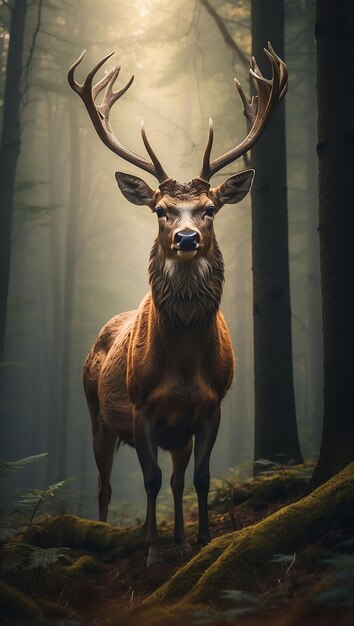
top-left (1, 463), bottom-right (353, 625)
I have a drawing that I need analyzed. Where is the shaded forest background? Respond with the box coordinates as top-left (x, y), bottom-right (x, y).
top-left (0, 0), bottom-right (320, 521)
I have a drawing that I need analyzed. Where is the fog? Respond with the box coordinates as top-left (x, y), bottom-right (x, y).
top-left (0, 0), bottom-right (319, 524)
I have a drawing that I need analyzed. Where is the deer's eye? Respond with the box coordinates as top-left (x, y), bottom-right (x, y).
top-left (155, 207), bottom-right (166, 219)
top-left (204, 205), bottom-right (215, 218)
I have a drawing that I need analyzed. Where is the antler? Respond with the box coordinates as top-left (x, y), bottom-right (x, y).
top-left (68, 50), bottom-right (169, 183)
top-left (200, 42), bottom-right (288, 181)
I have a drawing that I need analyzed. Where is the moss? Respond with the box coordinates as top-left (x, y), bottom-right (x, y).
top-left (65, 554), bottom-right (103, 574)
top-left (146, 533), bottom-right (234, 604)
top-left (188, 461), bottom-right (354, 603)
top-left (24, 514), bottom-right (146, 560)
top-left (0, 579), bottom-right (43, 620)
top-left (212, 464), bottom-right (312, 510)
top-left (146, 462), bottom-right (354, 606)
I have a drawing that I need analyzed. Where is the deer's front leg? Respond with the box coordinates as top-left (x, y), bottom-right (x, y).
top-left (171, 439), bottom-right (193, 549)
top-left (194, 406), bottom-right (221, 546)
top-left (133, 409), bottom-right (162, 567)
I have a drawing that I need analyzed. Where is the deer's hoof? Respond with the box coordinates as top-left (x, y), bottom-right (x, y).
top-left (177, 540), bottom-right (193, 563)
top-left (197, 534), bottom-right (211, 547)
top-left (147, 546), bottom-right (163, 568)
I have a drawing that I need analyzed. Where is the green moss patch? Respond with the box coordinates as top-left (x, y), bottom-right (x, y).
top-left (23, 514), bottom-right (146, 560)
top-left (64, 554), bottom-right (103, 575)
top-left (211, 464), bottom-right (313, 511)
top-left (146, 533), bottom-right (234, 604)
top-left (189, 461), bottom-right (354, 603)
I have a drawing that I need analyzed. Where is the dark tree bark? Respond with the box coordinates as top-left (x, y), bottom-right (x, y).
top-left (311, 2), bottom-right (354, 487)
top-left (0, 0), bottom-right (28, 362)
top-left (251, 0), bottom-right (303, 467)
top-left (303, 5), bottom-right (323, 448)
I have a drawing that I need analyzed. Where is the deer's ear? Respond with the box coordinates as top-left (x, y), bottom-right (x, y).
top-left (115, 172), bottom-right (156, 207)
top-left (211, 169), bottom-right (255, 209)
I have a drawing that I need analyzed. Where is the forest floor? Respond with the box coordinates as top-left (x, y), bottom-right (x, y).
top-left (1, 462), bottom-right (354, 625)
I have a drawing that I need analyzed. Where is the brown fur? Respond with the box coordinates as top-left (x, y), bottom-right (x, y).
top-left (84, 241), bottom-right (233, 449)
top-left (83, 176), bottom-right (248, 566)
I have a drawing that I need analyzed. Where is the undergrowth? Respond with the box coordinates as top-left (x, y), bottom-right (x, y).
top-left (0, 453), bottom-right (73, 578)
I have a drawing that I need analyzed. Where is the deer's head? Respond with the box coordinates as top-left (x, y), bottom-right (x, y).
top-left (114, 170), bottom-right (254, 261)
top-left (68, 44), bottom-right (287, 262)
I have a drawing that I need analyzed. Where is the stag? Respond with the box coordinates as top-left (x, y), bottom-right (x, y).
top-left (68, 44), bottom-right (287, 566)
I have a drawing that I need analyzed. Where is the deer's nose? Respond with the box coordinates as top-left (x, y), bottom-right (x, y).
top-left (174, 229), bottom-right (200, 250)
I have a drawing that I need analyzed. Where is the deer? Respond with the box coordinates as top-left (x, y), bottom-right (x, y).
top-left (68, 43), bottom-right (287, 567)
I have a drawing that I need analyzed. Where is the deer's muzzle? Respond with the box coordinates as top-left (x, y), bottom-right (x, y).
top-left (174, 229), bottom-right (200, 251)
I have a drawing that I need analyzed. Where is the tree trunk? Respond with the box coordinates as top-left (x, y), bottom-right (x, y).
top-left (251, 0), bottom-right (303, 467)
top-left (303, 0), bottom-right (323, 451)
top-left (45, 94), bottom-right (66, 484)
top-left (311, 2), bottom-right (354, 487)
top-left (0, 0), bottom-right (27, 362)
top-left (56, 100), bottom-right (81, 481)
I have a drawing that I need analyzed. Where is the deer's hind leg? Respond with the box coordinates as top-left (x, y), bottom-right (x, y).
top-left (171, 439), bottom-right (193, 549)
top-left (194, 405), bottom-right (221, 546)
top-left (134, 409), bottom-right (163, 567)
top-left (92, 418), bottom-right (117, 522)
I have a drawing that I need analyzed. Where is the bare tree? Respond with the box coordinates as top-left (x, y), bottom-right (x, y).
top-left (0, 0), bottom-right (28, 362)
top-left (251, 0), bottom-right (303, 467)
top-left (311, 1), bottom-right (354, 487)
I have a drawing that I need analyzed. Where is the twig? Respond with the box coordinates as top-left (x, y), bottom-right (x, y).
top-left (0, 0), bottom-right (12, 12)
top-left (286, 552), bottom-right (296, 574)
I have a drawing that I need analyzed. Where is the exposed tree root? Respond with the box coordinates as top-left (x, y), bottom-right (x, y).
top-left (1, 464), bottom-right (353, 624)
top-left (146, 462), bottom-right (354, 606)
top-left (23, 513), bottom-right (147, 560)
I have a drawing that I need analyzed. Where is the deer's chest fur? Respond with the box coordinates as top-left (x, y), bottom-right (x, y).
top-left (99, 251), bottom-right (234, 448)
top-left (123, 252), bottom-right (234, 449)
top-left (125, 301), bottom-right (234, 449)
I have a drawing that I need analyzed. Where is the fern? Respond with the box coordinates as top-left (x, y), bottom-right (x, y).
top-left (2, 542), bottom-right (71, 572)
top-left (269, 553), bottom-right (296, 564)
top-left (0, 453), bottom-right (48, 479)
top-left (0, 455), bottom-right (72, 575)
top-left (16, 480), bottom-right (69, 516)
top-left (219, 589), bottom-right (260, 606)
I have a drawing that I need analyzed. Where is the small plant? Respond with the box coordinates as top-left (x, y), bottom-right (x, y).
top-left (0, 454), bottom-right (72, 577)
top-left (0, 453), bottom-right (48, 480)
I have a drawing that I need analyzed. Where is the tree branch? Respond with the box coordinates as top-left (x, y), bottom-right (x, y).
top-left (20, 0), bottom-right (43, 105)
top-left (199, 0), bottom-right (249, 69)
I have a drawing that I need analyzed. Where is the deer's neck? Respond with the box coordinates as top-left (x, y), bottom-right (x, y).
top-left (148, 239), bottom-right (224, 329)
